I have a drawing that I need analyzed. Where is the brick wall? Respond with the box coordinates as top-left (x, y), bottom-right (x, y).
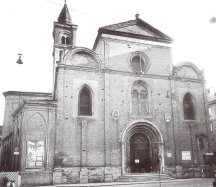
top-left (53, 34), bottom-right (210, 178)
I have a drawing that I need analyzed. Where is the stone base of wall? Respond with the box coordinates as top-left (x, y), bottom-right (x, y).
top-left (19, 165), bottom-right (212, 185)
top-left (165, 165), bottom-right (213, 178)
top-left (21, 171), bottom-right (53, 186)
top-left (53, 166), bottom-right (121, 184)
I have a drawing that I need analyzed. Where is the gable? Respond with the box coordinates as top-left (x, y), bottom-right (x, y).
top-left (93, 17), bottom-right (172, 50)
top-left (116, 25), bottom-right (158, 37)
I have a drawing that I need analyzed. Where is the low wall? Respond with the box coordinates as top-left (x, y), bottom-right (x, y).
top-left (165, 165), bottom-right (214, 178)
top-left (53, 166), bottom-right (121, 184)
top-left (21, 171), bottom-right (53, 186)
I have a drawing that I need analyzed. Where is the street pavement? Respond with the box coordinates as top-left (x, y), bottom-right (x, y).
top-left (98, 179), bottom-right (213, 187)
top-left (35, 178), bottom-right (214, 187)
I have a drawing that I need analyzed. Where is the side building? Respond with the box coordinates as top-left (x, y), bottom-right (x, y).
top-left (1, 3), bottom-right (212, 186)
top-left (207, 87), bottom-right (216, 152)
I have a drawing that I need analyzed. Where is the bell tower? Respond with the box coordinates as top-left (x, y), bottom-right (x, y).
top-left (53, 2), bottom-right (77, 63)
top-left (52, 2), bottom-right (78, 90)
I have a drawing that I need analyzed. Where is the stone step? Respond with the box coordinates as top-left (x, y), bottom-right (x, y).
top-left (115, 173), bottom-right (174, 182)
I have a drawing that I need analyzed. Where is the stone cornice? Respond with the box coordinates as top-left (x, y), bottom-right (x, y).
top-left (208, 99), bottom-right (216, 106)
top-left (172, 76), bottom-right (203, 83)
top-left (100, 28), bottom-right (172, 43)
top-left (53, 22), bottom-right (78, 29)
top-left (56, 64), bottom-right (203, 83)
top-left (93, 27), bottom-right (172, 50)
top-left (2, 132), bottom-right (13, 143)
top-left (3, 91), bottom-right (52, 98)
top-left (100, 35), bottom-right (172, 48)
top-left (12, 100), bottom-right (57, 117)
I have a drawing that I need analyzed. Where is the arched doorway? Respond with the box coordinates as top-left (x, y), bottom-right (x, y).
top-left (130, 133), bottom-right (151, 173)
top-left (121, 120), bottom-right (164, 175)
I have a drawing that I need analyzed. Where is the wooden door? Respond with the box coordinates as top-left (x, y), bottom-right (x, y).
top-left (130, 133), bottom-right (151, 173)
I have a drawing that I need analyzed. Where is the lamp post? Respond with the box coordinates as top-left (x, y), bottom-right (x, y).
top-left (210, 16), bottom-right (216, 24)
top-left (16, 53), bottom-right (23, 64)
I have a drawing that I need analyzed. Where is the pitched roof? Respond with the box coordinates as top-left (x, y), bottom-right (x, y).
top-left (57, 3), bottom-right (72, 25)
top-left (93, 16), bottom-right (173, 49)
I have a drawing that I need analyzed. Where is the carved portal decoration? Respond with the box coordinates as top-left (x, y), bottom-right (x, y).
top-left (121, 121), bottom-right (164, 175)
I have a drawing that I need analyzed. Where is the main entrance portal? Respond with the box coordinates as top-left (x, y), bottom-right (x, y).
top-left (130, 133), bottom-right (151, 173)
top-left (121, 121), bottom-right (164, 175)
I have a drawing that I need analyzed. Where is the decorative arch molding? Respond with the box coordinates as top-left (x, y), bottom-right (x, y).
top-left (27, 112), bottom-right (47, 126)
top-left (174, 61), bottom-right (203, 79)
top-left (181, 91), bottom-right (197, 104)
top-left (64, 47), bottom-right (102, 68)
top-left (25, 112), bottom-right (48, 169)
top-left (121, 120), bottom-right (164, 175)
top-left (131, 80), bottom-right (149, 88)
top-left (61, 31), bottom-right (70, 36)
top-left (78, 84), bottom-right (93, 94)
top-left (121, 119), bottom-right (163, 143)
top-left (195, 133), bottom-right (207, 137)
top-left (182, 91), bottom-right (197, 105)
top-left (27, 112), bottom-right (47, 140)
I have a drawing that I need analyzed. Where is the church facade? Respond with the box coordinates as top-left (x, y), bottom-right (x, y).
top-left (1, 3), bottom-right (212, 186)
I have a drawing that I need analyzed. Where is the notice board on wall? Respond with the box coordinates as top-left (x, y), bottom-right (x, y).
top-left (27, 141), bottom-right (44, 168)
top-left (181, 151), bottom-right (191, 161)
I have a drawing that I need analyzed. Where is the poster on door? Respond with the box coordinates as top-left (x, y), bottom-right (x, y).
top-left (27, 141), bottom-right (44, 168)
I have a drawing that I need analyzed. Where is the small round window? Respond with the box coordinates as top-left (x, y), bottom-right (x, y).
top-left (130, 52), bottom-right (149, 74)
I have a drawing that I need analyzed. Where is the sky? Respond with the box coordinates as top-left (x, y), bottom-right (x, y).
top-left (0, 0), bottom-right (216, 124)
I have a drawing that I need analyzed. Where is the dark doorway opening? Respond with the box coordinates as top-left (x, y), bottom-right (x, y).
top-left (130, 133), bottom-right (151, 173)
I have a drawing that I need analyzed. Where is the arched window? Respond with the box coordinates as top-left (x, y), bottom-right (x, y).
top-left (131, 81), bottom-right (149, 116)
top-left (183, 93), bottom-right (195, 120)
top-left (140, 89), bottom-right (148, 115)
top-left (198, 137), bottom-right (205, 150)
top-left (61, 35), bottom-right (70, 45)
top-left (78, 86), bottom-right (92, 116)
top-left (66, 37), bottom-right (70, 45)
top-left (131, 90), bottom-right (139, 116)
top-left (61, 36), bottom-right (66, 44)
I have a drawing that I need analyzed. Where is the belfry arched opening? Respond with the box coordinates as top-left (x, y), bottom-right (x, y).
top-left (122, 121), bottom-right (164, 174)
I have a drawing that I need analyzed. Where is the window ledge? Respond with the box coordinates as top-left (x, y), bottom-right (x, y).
top-left (184, 120), bottom-right (197, 125)
top-left (77, 116), bottom-right (95, 120)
